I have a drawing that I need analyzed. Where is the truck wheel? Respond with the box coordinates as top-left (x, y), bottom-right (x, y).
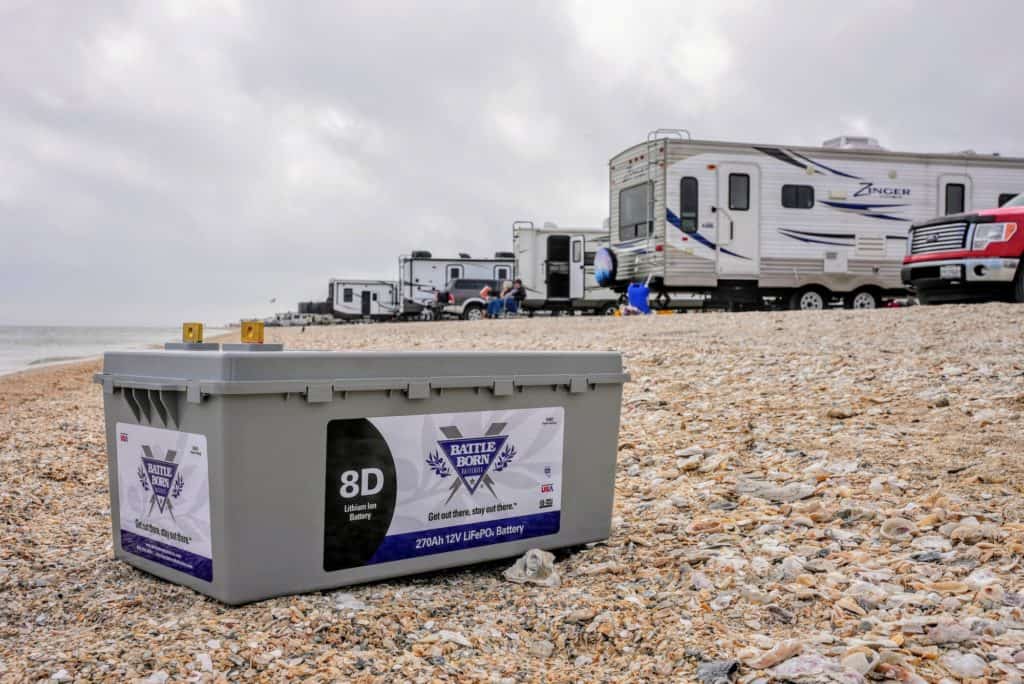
top-left (845, 289), bottom-right (881, 310)
top-left (1014, 266), bottom-right (1024, 303)
top-left (599, 303), bottom-right (618, 316)
top-left (789, 287), bottom-right (828, 311)
top-left (462, 304), bottom-right (484, 321)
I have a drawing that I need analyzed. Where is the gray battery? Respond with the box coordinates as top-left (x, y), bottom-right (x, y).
top-left (94, 348), bottom-right (627, 604)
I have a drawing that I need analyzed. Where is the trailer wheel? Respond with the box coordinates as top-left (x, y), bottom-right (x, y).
top-left (462, 304), bottom-right (484, 321)
top-left (789, 287), bottom-right (828, 311)
top-left (845, 288), bottom-right (881, 310)
top-left (599, 303), bottom-right (618, 316)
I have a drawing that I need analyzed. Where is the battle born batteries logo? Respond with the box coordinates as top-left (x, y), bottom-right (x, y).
top-left (425, 423), bottom-right (516, 502)
top-left (136, 445), bottom-right (185, 519)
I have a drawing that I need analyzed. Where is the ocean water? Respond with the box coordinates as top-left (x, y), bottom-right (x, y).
top-left (0, 326), bottom-right (228, 376)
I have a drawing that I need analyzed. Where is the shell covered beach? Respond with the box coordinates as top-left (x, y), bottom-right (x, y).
top-left (2, 306), bottom-right (1024, 683)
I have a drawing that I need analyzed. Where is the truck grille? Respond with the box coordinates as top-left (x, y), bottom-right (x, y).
top-left (910, 222), bottom-right (968, 254)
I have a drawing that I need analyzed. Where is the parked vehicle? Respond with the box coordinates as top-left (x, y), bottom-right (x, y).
top-left (512, 221), bottom-right (620, 315)
top-left (440, 278), bottom-right (505, 320)
top-left (513, 220), bottom-right (703, 314)
top-left (265, 312), bottom-right (313, 327)
top-left (398, 251), bottom-right (514, 320)
top-left (902, 194), bottom-right (1024, 304)
top-left (595, 130), bottom-right (1024, 310)
top-left (329, 279), bottom-right (400, 321)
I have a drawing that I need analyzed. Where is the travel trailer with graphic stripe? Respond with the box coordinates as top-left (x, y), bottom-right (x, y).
top-left (595, 130), bottom-right (1024, 309)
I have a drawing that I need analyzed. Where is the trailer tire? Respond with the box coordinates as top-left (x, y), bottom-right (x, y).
top-left (844, 288), bottom-right (881, 310)
top-left (1014, 265), bottom-right (1024, 303)
top-left (599, 303), bottom-right (618, 316)
top-left (789, 287), bottom-right (829, 311)
top-left (462, 304), bottom-right (484, 321)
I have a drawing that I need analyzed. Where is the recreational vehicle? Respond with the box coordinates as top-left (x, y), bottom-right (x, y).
top-left (265, 312), bottom-right (313, 327)
top-left (512, 221), bottom-right (620, 315)
top-left (329, 279), bottom-right (399, 321)
top-left (398, 251), bottom-right (514, 319)
top-left (597, 130), bottom-right (1024, 309)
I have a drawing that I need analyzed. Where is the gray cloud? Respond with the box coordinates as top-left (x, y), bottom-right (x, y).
top-left (1, 0), bottom-right (1022, 324)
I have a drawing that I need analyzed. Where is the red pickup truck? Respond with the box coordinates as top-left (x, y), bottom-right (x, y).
top-left (902, 194), bottom-right (1024, 304)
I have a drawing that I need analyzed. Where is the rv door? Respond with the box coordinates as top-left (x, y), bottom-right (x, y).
top-left (361, 290), bottom-right (372, 316)
top-left (570, 236), bottom-right (585, 299)
top-left (716, 163), bottom-right (760, 277)
top-left (938, 174), bottom-right (972, 215)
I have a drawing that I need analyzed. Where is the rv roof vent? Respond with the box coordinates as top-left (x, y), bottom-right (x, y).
top-left (494, 251), bottom-right (514, 259)
top-left (543, 221), bottom-right (559, 229)
top-left (822, 135), bottom-right (885, 151)
top-left (458, 252), bottom-right (471, 259)
top-left (411, 250), bottom-right (432, 258)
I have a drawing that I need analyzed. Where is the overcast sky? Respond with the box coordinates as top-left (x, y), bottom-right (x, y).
top-left (2, 0), bottom-right (1022, 325)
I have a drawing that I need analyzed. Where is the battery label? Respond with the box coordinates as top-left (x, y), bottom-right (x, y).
top-left (115, 423), bottom-right (212, 581)
top-left (324, 407), bottom-right (564, 571)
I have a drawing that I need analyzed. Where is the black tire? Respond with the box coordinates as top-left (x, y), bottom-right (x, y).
top-left (844, 288), bottom-right (882, 310)
top-left (598, 302), bottom-right (618, 316)
top-left (916, 291), bottom-right (936, 306)
top-left (1014, 266), bottom-right (1024, 303)
top-left (462, 304), bottom-right (484, 321)
top-left (788, 287), bottom-right (829, 311)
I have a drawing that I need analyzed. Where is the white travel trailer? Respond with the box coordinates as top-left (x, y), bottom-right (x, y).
top-left (598, 130), bottom-right (1024, 309)
top-left (398, 251), bottom-right (514, 319)
top-left (512, 221), bottom-right (620, 314)
top-left (265, 312), bottom-right (313, 327)
top-left (329, 279), bottom-right (399, 321)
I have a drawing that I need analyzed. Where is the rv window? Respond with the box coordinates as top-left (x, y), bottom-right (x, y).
top-left (343, 288), bottom-right (353, 303)
top-left (998, 193), bottom-right (1019, 207)
top-left (619, 183), bottom-right (651, 240)
top-left (729, 174), bottom-right (750, 211)
top-left (782, 184), bottom-right (814, 209)
top-left (372, 293), bottom-right (378, 301)
top-left (572, 240), bottom-right (582, 262)
top-left (680, 177), bottom-right (698, 232)
top-left (447, 265), bottom-right (463, 281)
top-left (945, 183), bottom-right (965, 215)
top-left (494, 266), bottom-right (510, 281)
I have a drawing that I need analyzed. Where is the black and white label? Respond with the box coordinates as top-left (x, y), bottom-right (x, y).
top-left (324, 408), bottom-right (563, 571)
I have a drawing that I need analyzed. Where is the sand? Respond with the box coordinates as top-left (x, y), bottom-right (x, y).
top-left (2, 305), bottom-right (1023, 682)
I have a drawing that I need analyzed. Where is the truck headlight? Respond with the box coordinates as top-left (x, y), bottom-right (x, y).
top-left (972, 222), bottom-right (1017, 250)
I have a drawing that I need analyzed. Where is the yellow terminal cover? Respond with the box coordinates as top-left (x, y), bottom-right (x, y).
top-left (182, 322), bottom-right (204, 343)
top-left (241, 320), bottom-right (265, 344)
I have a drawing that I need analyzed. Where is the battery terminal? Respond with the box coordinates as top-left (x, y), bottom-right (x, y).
top-left (182, 322), bottom-right (204, 343)
top-left (241, 320), bottom-right (265, 344)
